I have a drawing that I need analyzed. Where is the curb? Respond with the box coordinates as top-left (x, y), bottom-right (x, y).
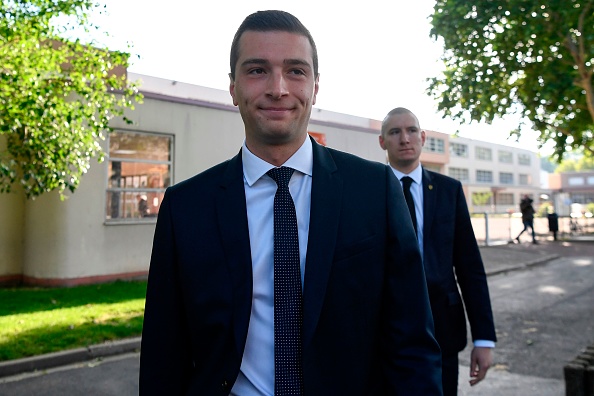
top-left (0, 337), bottom-right (141, 378)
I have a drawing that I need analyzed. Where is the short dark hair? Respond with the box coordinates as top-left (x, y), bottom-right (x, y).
top-left (229, 10), bottom-right (318, 80)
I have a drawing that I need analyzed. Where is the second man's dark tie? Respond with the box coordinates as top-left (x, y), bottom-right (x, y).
top-left (267, 166), bottom-right (304, 396)
top-left (401, 176), bottom-right (418, 235)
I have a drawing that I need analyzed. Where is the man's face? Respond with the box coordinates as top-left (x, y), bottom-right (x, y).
top-left (379, 112), bottom-right (426, 172)
top-left (229, 30), bottom-right (319, 150)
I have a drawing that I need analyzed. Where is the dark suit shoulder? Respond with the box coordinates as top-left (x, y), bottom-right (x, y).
top-left (169, 157), bottom-right (235, 194)
top-left (423, 168), bottom-right (461, 188)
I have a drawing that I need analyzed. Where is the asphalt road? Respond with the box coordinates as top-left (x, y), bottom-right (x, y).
top-left (458, 245), bottom-right (594, 395)
top-left (1, 241), bottom-right (593, 395)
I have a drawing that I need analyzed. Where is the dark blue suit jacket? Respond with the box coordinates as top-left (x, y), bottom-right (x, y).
top-left (421, 168), bottom-right (496, 356)
top-left (139, 139), bottom-right (442, 395)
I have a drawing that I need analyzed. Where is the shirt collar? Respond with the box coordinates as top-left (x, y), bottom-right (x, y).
top-left (390, 163), bottom-right (423, 185)
top-left (242, 137), bottom-right (313, 187)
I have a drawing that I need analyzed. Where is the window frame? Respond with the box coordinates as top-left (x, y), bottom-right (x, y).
top-left (424, 136), bottom-right (445, 154)
top-left (498, 150), bottom-right (513, 164)
top-left (499, 172), bottom-right (514, 185)
top-left (518, 153), bottom-right (531, 165)
top-left (519, 174), bottom-right (530, 185)
top-left (475, 146), bottom-right (493, 161)
top-left (476, 169), bottom-right (493, 183)
top-left (448, 167), bottom-right (469, 182)
top-left (105, 129), bottom-right (174, 224)
top-left (450, 142), bottom-right (468, 158)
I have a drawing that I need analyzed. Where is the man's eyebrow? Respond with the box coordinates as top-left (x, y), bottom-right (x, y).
top-left (239, 58), bottom-right (312, 69)
top-left (284, 59), bottom-right (312, 69)
top-left (240, 58), bottom-right (267, 68)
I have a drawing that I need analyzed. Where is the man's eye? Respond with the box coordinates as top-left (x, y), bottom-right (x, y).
top-left (248, 68), bottom-right (265, 75)
top-left (289, 69), bottom-right (305, 75)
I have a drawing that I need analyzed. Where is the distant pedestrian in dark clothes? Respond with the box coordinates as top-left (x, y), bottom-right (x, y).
top-left (516, 195), bottom-right (537, 244)
top-left (137, 195), bottom-right (149, 217)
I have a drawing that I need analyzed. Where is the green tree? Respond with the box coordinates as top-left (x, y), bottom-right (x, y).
top-left (556, 153), bottom-right (594, 171)
top-left (1, 0), bottom-right (141, 198)
top-left (472, 191), bottom-right (492, 206)
top-left (428, 1), bottom-right (594, 162)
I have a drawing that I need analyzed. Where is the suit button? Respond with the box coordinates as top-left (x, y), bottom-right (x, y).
top-left (221, 380), bottom-right (230, 390)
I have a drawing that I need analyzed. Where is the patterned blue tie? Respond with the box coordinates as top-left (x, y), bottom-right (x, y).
top-left (267, 166), bottom-right (304, 396)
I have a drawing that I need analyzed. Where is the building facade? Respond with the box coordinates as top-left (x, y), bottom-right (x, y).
top-left (416, 130), bottom-right (542, 214)
top-left (0, 73), bottom-right (542, 286)
top-left (548, 171), bottom-right (594, 216)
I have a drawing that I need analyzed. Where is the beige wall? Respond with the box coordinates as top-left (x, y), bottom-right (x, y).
top-left (20, 155), bottom-right (155, 284)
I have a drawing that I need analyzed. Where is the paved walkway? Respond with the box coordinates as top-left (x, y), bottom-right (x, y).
top-left (1, 236), bottom-right (592, 394)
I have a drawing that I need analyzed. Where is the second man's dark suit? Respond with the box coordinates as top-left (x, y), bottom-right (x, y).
top-left (420, 167), bottom-right (496, 356)
top-left (139, 139), bottom-right (443, 395)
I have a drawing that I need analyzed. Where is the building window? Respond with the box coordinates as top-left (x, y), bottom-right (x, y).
top-left (498, 150), bottom-right (513, 163)
top-left (518, 153), bottom-right (531, 165)
top-left (450, 142), bottom-right (468, 157)
top-left (476, 170), bottom-right (493, 183)
top-left (569, 177), bottom-right (585, 186)
top-left (475, 146), bottom-right (492, 161)
top-left (424, 137), bottom-right (445, 154)
top-left (519, 174), bottom-right (530, 185)
top-left (500, 172), bottom-right (514, 185)
top-left (448, 167), bottom-right (469, 182)
top-left (571, 193), bottom-right (594, 204)
top-left (498, 193), bottom-right (514, 205)
top-left (106, 131), bottom-right (173, 222)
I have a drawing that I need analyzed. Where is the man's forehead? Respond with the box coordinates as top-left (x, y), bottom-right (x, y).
top-left (389, 113), bottom-right (420, 128)
top-left (238, 30), bottom-right (313, 58)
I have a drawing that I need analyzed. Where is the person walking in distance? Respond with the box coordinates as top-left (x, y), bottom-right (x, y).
top-left (139, 13), bottom-right (442, 395)
top-left (379, 107), bottom-right (496, 396)
top-left (516, 194), bottom-right (538, 244)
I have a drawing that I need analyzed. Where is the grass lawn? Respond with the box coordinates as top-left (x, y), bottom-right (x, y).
top-left (0, 280), bottom-right (146, 362)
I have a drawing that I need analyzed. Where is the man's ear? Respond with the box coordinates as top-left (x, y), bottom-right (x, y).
top-left (379, 135), bottom-right (386, 150)
top-left (312, 74), bottom-right (320, 106)
top-left (229, 73), bottom-right (238, 106)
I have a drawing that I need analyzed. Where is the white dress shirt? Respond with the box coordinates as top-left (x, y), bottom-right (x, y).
top-left (389, 164), bottom-right (424, 260)
top-left (231, 137), bottom-right (313, 396)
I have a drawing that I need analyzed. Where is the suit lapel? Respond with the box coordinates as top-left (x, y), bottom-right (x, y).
top-left (215, 151), bottom-right (253, 356)
top-left (302, 140), bottom-right (342, 347)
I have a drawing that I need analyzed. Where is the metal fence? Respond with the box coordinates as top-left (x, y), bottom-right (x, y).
top-left (470, 213), bottom-right (594, 246)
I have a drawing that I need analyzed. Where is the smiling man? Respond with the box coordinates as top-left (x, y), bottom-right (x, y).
top-left (139, 12), bottom-right (442, 395)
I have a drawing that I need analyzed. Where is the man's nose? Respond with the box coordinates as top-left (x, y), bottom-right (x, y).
top-left (399, 132), bottom-right (410, 144)
top-left (267, 71), bottom-right (289, 99)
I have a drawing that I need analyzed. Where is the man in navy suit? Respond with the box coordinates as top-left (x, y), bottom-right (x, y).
top-left (139, 11), bottom-right (442, 396)
top-left (379, 107), bottom-right (497, 395)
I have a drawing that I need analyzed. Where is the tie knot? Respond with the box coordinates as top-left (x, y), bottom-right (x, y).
top-left (267, 166), bottom-right (295, 188)
top-left (401, 176), bottom-right (414, 190)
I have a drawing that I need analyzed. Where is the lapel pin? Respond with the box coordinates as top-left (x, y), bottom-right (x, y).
top-left (429, 185), bottom-right (433, 190)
